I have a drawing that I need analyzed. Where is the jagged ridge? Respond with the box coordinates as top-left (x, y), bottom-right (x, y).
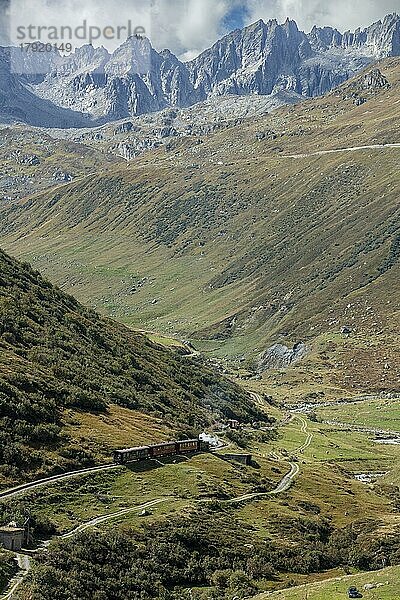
top-left (1, 13), bottom-right (400, 126)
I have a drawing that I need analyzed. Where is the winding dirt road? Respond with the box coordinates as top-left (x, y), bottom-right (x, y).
top-left (61, 498), bottom-right (169, 539)
top-left (0, 500), bottom-right (171, 600)
top-left (0, 392), bottom-right (313, 598)
top-left (1, 554), bottom-right (31, 600)
top-left (284, 142), bottom-right (400, 159)
top-left (295, 416), bottom-right (314, 454)
top-left (245, 393), bottom-right (314, 497)
top-left (0, 460), bottom-right (305, 600)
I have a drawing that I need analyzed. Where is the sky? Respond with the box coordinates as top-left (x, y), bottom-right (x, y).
top-left (1, 0), bottom-right (400, 58)
top-left (158, 0), bottom-right (400, 59)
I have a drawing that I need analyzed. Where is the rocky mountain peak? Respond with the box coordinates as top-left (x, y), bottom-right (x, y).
top-left (159, 48), bottom-right (180, 63)
top-left (54, 44), bottom-right (110, 77)
top-left (106, 36), bottom-right (154, 77)
top-left (283, 17), bottom-right (300, 34)
top-left (380, 12), bottom-right (400, 56)
top-left (2, 13), bottom-right (400, 127)
top-left (308, 25), bottom-right (343, 51)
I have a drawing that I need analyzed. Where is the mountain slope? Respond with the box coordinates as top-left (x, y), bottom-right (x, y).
top-left (0, 249), bottom-right (261, 485)
top-left (1, 59), bottom-right (400, 396)
top-left (0, 49), bottom-right (90, 128)
top-left (0, 125), bottom-right (122, 201)
top-left (2, 14), bottom-right (400, 126)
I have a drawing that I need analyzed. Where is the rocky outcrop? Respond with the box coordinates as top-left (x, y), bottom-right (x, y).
top-left (339, 67), bottom-right (391, 105)
top-left (257, 342), bottom-right (307, 371)
top-left (53, 170), bottom-right (73, 182)
top-left (114, 121), bottom-right (136, 135)
top-left (18, 154), bottom-right (40, 166)
top-left (109, 138), bottom-right (162, 160)
top-left (362, 68), bottom-right (390, 89)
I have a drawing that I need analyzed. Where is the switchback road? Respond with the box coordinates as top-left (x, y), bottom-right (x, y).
top-left (0, 392), bottom-right (313, 598)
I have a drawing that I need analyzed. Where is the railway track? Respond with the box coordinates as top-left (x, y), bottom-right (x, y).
top-left (0, 457), bottom-right (303, 600)
top-left (0, 464), bottom-right (121, 501)
top-left (0, 391), bottom-right (313, 598)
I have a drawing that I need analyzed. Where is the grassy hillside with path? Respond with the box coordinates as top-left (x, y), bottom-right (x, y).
top-left (0, 249), bottom-right (262, 487)
top-left (2, 389), bottom-right (400, 597)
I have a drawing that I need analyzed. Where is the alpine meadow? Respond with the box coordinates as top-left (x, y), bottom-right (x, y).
top-left (0, 4), bottom-right (400, 600)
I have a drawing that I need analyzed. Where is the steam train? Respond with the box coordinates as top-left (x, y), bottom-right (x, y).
top-left (113, 439), bottom-right (210, 465)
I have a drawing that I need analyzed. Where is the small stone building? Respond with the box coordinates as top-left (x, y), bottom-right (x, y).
top-left (222, 453), bottom-right (253, 466)
top-left (0, 525), bottom-right (25, 551)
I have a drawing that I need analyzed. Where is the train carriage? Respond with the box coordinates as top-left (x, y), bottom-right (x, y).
top-left (176, 439), bottom-right (199, 453)
top-left (149, 442), bottom-right (177, 458)
top-left (113, 446), bottom-right (150, 464)
top-left (113, 438), bottom-right (210, 465)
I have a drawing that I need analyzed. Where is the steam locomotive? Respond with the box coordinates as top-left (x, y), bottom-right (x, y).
top-left (113, 439), bottom-right (210, 465)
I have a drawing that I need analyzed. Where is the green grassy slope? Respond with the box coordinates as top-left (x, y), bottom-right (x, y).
top-left (0, 249), bottom-right (262, 485)
top-left (254, 565), bottom-right (400, 599)
top-left (1, 59), bottom-right (400, 395)
top-left (5, 386), bottom-right (400, 598)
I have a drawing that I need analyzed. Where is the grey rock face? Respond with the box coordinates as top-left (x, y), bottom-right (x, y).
top-left (362, 68), bottom-right (390, 89)
top-left (257, 342), bottom-right (307, 371)
top-left (0, 48), bottom-right (91, 127)
top-left (1, 13), bottom-right (399, 128)
top-left (186, 14), bottom-right (399, 101)
top-left (309, 13), bottom-right (400, 57)
top-left (188, 19), bottom-right (313, 98)
top-left (53, 170), bottom-right (73, 182)
top-left (32, 37), bottom-right (200, 123)
top-left (113, 121), bottom-right (136, 135)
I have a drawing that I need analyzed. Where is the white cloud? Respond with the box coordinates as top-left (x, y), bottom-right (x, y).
top-left (3, 0), bottom-right (400, 57)
top-left (9, 0), bottom-right (153, 50)
top-left (6, 0), bottom-right (233, 58)
top-left (246, 0), bottom-right (400, 33)
top-left (150, 0), bottom-right (232, 58)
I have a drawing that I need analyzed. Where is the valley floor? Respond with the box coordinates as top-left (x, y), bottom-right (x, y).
top-left (2, 381), bottom-right (400, 598)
